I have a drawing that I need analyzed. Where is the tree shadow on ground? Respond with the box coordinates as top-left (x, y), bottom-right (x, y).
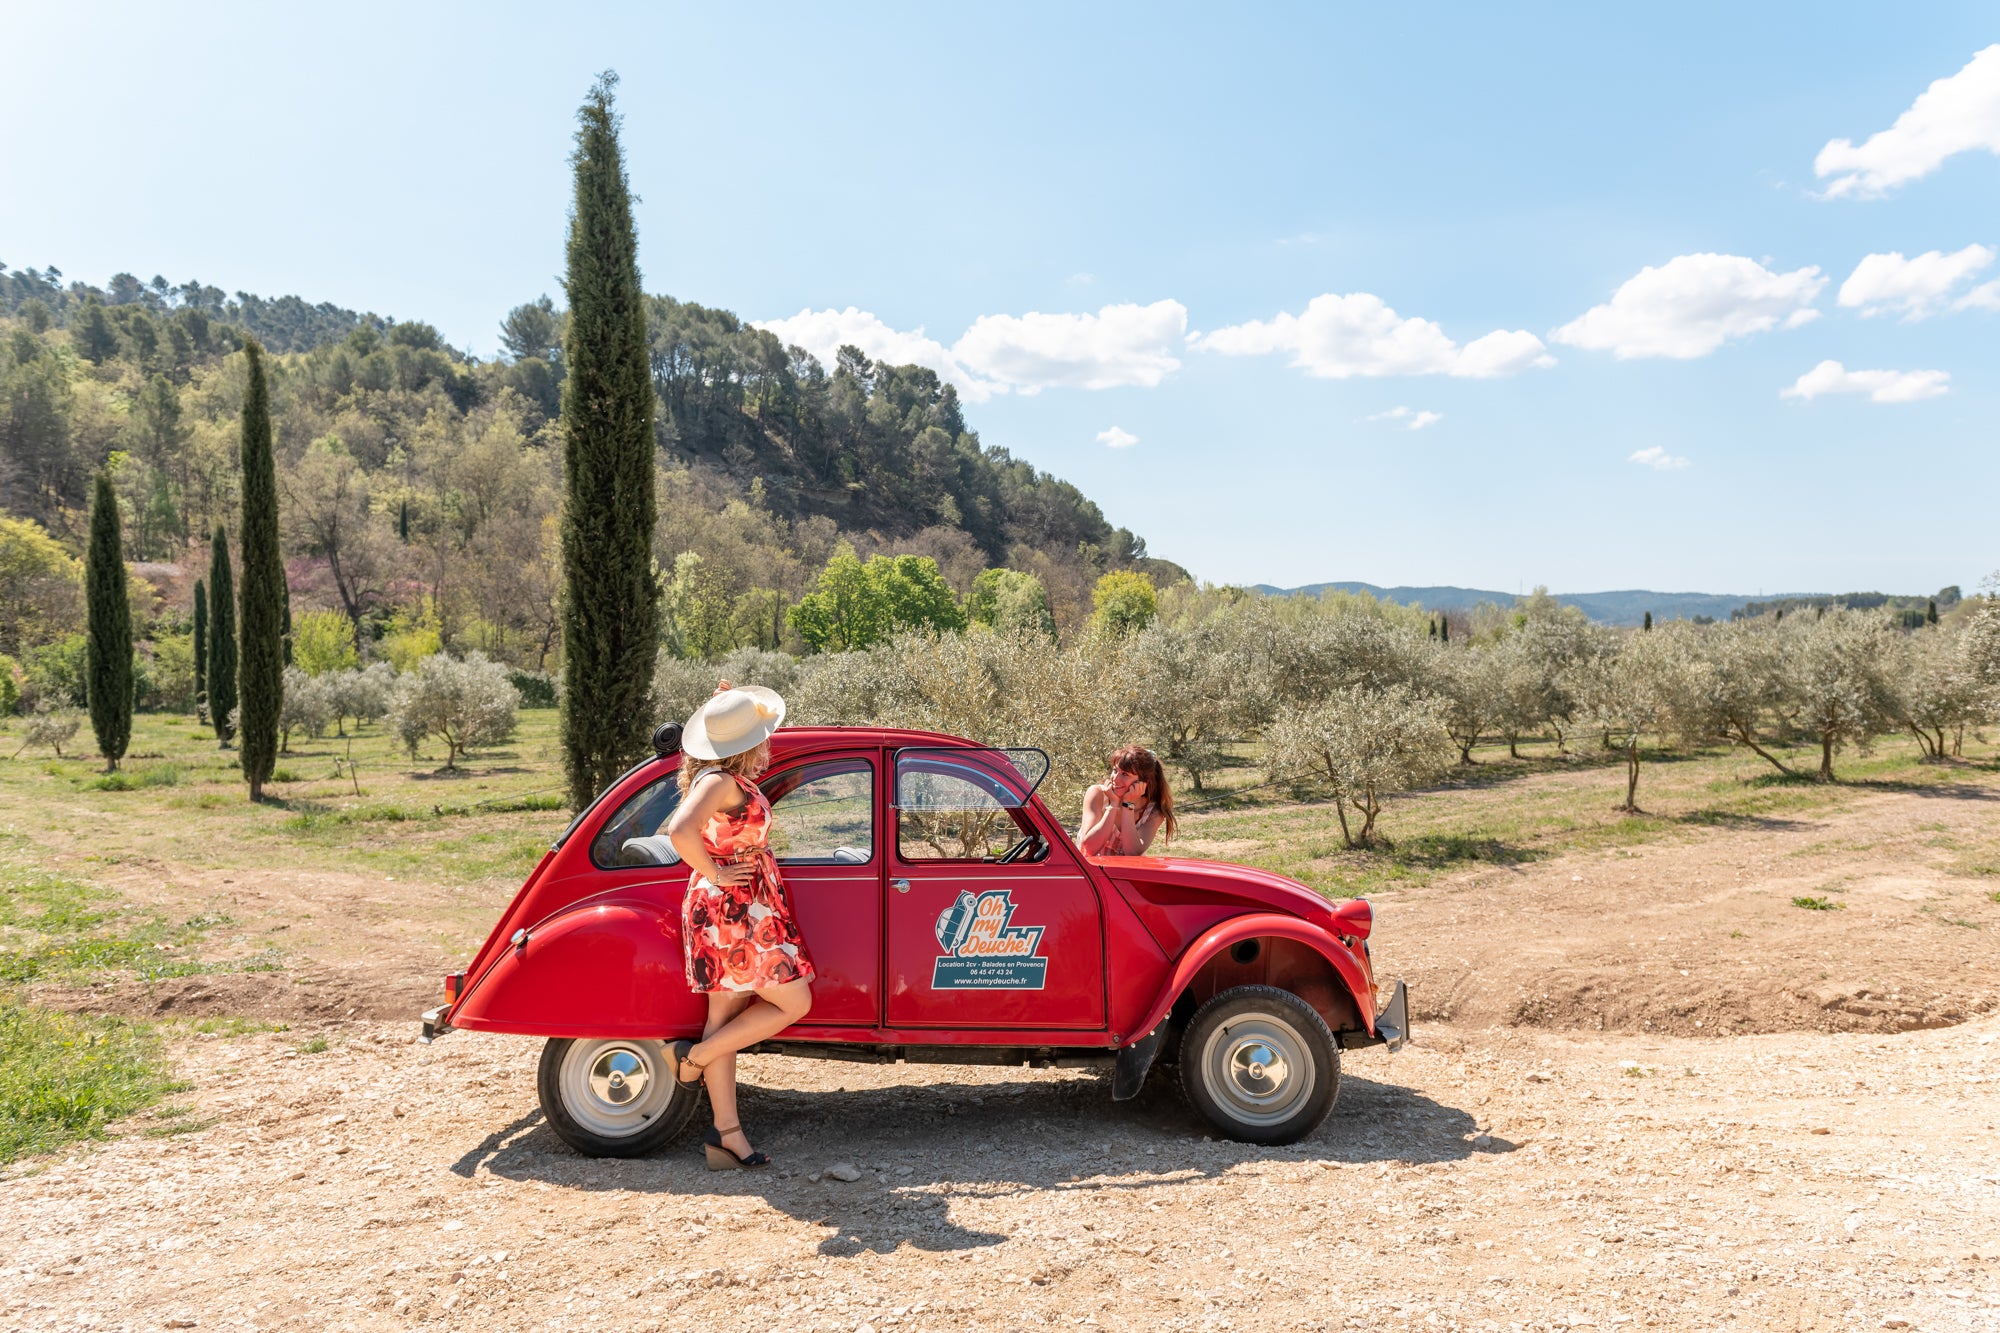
top-left (450, 1062), bottom-right (1485, 1257)
top-left (1672, 810), bottom-right (1818, 831)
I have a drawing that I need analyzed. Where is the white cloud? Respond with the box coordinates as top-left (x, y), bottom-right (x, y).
top-left (1367, 406), bottom-right (1444, 431)
top-left (1551, 254), bottom-right (1826, 359)
top-left (1815, 45), bottom-right (2000, 199)
top-left (756, 299), bottom-right (1187, 400)
top-left (1838, 245), bottom-right (1997, 318)
top-left (1196, 292), bottom-right (1552, 379)
top-left (1096, 426), bottom-right (1139, 449)
top-left (755, 306), bottom-right (996, 400)
top-left (1628, 446), bottom-right (1690, 470)
top-left (1781, 360), bottom-right (1950, 404)
top-left (953, 300), bottom-right (1186, 392)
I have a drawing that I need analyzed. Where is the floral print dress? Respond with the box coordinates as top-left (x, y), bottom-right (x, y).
top-left (681, 770), bottom-right (816, 993)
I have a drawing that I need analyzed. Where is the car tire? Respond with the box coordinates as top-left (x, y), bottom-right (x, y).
top-left (1179, 985), bottom-right (1339, 1145)
top-left (536, 1037), bottom-right (702, 1158)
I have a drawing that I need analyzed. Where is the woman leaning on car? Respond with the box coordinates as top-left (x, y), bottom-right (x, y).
top-left (663, 681), bottom-right (815, 1171)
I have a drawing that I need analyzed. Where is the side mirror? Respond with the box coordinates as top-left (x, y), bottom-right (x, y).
top-left (651, 721), bottom-right (683, 757)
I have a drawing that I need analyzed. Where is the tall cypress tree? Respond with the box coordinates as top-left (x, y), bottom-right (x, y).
top-left (84, 471), bottom-right (133, 771)
top-left (558, 72), bottom-right (660, 809)
top-left (208, 525), bottom-right (237, 745)
top-left (1643, 610), bottom-right (1653, 631)
top-left (192, 576), bottom-right (209, 721)
top-left (237, 338), bottom-right (285, 800)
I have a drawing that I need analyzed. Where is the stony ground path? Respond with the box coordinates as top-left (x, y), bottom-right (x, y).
top-left (6, 1013), bottom-right (1997, 1332)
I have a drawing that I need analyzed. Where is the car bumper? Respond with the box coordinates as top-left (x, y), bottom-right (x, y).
top-left (1338, 979), bottom-right (1409, 1052)
top-left (419, 1006), bottom-right (453, 1044)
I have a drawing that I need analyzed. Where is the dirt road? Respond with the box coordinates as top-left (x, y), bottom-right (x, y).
top-left (5, 1012), bottom-right (1997, 1332)
top-left (7, 782), bottom-right (2000, 1330)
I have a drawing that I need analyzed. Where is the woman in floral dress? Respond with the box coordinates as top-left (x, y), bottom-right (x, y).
top-left (665, 682), bottom-right (814, 1170)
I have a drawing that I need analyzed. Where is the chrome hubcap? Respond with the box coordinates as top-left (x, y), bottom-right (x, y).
top-left (558, 1039), bottom-right (678, 1138)
top-left (1200, 1014), bottom-right (1315, 1128)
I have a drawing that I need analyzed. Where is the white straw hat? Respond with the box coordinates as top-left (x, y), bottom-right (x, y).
top-left (681, 686), bottom-right (786, 760)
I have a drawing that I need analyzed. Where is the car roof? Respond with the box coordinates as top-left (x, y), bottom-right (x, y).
top-left (771, 726), bottom-right (989, 750)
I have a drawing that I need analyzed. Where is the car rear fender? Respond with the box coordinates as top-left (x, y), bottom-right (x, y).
top-left (1130, 913), bottom-right (1375, 1047)
top-left (448, 889), bottom-right (706, 1039)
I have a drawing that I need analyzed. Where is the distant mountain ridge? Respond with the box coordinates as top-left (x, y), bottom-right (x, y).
top-left (1250, 581), bottom-right (1795, 627)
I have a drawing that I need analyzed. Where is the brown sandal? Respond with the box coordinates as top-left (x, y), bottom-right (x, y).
top-left (704, 1123), bottom-right (769, 1170)
top-left (670, 1039), bottom-right (707, 1088)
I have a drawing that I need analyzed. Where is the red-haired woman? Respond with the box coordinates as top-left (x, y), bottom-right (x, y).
top-left (1078, 744), bottom-right (1178, 857)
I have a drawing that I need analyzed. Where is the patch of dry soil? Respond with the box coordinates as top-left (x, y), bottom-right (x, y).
top-left (1378, 789), bottom-right (2000, 1038)
top-left (3, 1018), bottom-right (1996, 1330)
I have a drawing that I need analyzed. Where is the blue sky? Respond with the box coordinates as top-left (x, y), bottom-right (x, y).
top-left (4, 4), bottom-right (1996, 595)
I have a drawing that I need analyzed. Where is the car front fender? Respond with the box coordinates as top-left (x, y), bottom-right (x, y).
top-left (1127, 912), bottom-right (1376, 1048)
top-left (448, 892), bottom-right (706, 1039)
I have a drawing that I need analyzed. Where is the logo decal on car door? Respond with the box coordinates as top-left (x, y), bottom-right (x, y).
top-left (932, 889), bottom-right (1048, 989)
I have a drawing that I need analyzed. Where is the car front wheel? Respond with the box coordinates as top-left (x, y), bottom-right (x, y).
top-left (1179, 985), bottom-right (1340, 1145)
top-left (536, 1037), bottom-right (702, 1158)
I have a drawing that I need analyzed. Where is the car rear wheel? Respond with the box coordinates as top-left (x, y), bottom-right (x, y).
top-left (536, 1037), bottom-right (701, 1158)
top-left (1179, 985), bottom-right (1339, 1145)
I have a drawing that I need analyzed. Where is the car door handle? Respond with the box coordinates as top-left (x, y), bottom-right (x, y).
top-left (892, 878), bottom-right (911, 893)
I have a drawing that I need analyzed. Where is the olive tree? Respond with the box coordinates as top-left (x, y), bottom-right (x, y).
top-left (325, 662), bottom-right (395, 735)
top-left (1694, 618), bottom-right (1801, 775)
top-left (1492, 609), bottom-right (1597, 755)
top-left (1264, 683), bottom-right (1455, 848)
top-left (1573, 622), bottom-right (1708, 812)
top-left (277, 666), bottom-right (335, 753)
top-left (12, 702), bottom-right (82, 758)
top-left (1123, 620), bottom-right (1243, 790)
top-left (1784, 608), bottom-right (1899, 781)
top-left (1433, 643), bottom-right (1503, 764)
top-left (1892, 622), bottom-right (1984, 760)
top-left (391, 651), bottom-right (521, 769)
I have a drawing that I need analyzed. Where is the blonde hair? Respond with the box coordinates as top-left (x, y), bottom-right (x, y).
top-left (675, 742), bottom-right (767, 796)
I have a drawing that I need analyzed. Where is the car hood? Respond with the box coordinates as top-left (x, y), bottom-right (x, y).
top-left (1091, 854), bottom-right (1340, 925)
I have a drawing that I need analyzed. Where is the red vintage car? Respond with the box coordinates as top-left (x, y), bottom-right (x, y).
top-left (422, 723), bottom-right (1408, 1153)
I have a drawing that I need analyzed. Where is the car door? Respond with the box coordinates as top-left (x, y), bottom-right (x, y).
top-left (761, 751), bottom-right (883, 1027)
top-left (885, 747), bottom-right (1106, 1031)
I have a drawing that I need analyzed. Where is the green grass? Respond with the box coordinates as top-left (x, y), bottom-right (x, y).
top-left (0, 712), bottom-right (569, 887)
top-left (1792, 895), bottom-right (1845, 912)
top-left (0, 1001), bottom-right (187, 1163)
top-left (0, 836), bottom-right (261, 985)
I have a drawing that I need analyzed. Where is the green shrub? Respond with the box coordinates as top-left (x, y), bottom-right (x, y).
top-left (21, 634), bottom-right (86, 710)
top-left (1791, 895), bottom-right (1844, 911)
top-left (508, 669), bottom-right (557, 708)
top-left (0, 653), bottom-right (17, 715)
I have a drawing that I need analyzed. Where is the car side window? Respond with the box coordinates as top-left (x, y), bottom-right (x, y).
top-left (589, 775), bottom-right (685, 869)
top-left (763, 758), bottom-right (874, 865)
top-left (894, 755), bottom-right (1044, 863)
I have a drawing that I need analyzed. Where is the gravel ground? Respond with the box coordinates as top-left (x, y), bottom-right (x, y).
top-left (6, 1014), bottom-right (1997, 1332)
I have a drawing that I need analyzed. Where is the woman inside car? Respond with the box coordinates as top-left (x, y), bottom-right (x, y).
top-left (665, 681), bottom-right (815, 1171)
top-left (1078, 743), bottom-right (1178, 857)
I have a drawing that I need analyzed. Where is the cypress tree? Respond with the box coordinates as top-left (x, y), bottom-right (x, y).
top-left (1643, 610), bottom-right (1653, 631)
top-left (236, 339), bottom-right (285, 801)
top-left (558, 72), bottom-right (661, 809)
top-left (208, 525), bottom-right (236, 745)
top-left (1926, 598), bottom-right (1939, 626)
top-left (1440, 616), bottom-right (1449, 645)
top-left (192, 577), bottom-right (209, 721)
top-left (84, 471), bottom-right (133, 771)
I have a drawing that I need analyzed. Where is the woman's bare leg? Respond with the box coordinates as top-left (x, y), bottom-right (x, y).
top-left (685, 978), bottom-right (813, 1158)
top-left (698, 991), bottom-right (757, 1154)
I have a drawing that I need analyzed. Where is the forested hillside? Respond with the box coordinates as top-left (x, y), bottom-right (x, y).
top-left (0, 263), bottom-right (1182, 670)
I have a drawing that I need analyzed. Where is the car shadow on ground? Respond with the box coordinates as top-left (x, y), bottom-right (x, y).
top-left (450, 1061), bottom-right (1487, 1257)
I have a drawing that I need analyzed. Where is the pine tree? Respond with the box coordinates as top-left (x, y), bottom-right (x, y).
top-left (192, 576), bottom-right (209, 721)
top-left (208, 525), bottom-right (237, 746)
top-left (237, 339), bottom-right (286, 800)
top-left (84, 471), bottom-right (133, 771)
top-left (1643, 610), bottom-right (1653, 631)
top-left (558, 72), bottom-right (661, 809)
